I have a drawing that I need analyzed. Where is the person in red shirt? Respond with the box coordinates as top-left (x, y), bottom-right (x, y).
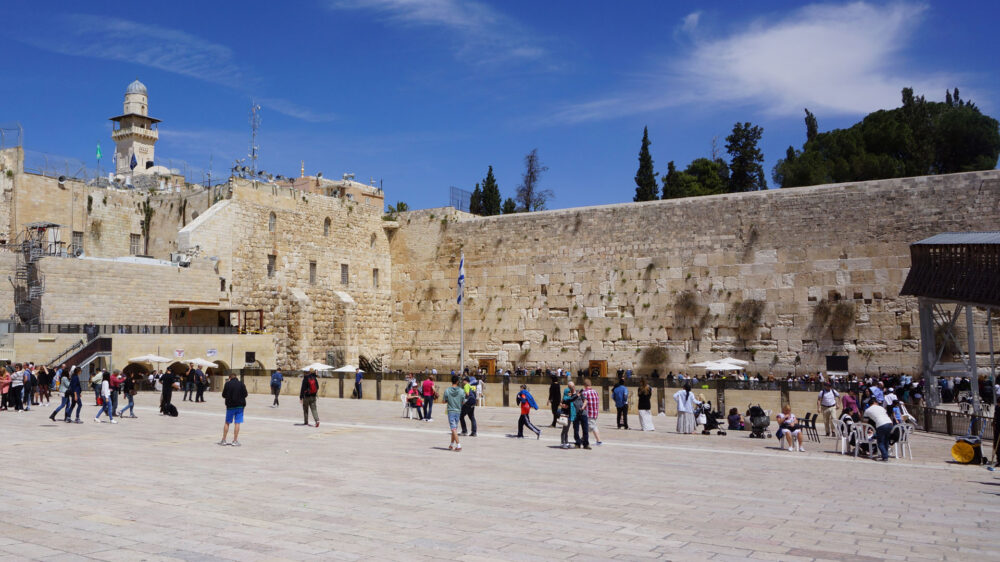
top-left (515, 385), bottom-right (541, 439)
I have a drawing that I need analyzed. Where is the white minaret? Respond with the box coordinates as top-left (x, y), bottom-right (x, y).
top-left (110, 79), bottom-right (160, 175)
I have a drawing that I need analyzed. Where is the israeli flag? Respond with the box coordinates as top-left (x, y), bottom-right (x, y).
top-left (457, 253), bottom-right (465, 304)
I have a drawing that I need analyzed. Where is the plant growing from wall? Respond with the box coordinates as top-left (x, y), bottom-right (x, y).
top-left (87, 195), bottom-right (93, 214)
top-left (140, 198), bottom-right (155, 255)
top-left (641, 346), bottom-right (669, 367)
top-left (732, 299), bottom-right (765, 340)
top-left (673, 290), bottom-right (701, 325)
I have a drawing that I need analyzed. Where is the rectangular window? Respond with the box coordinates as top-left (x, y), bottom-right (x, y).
top-left (309, 261), bottom-right (317, 285)
top-left (373, 268), bottom-right (379, 289)
top-left (129, 234), bottom-right (141, 255)
top-left (267, 254), bottom-right (276, 278)
top-left (340, 263), bottom-right (349, 285)
top-left (71, 231), bottom-right (83, 255)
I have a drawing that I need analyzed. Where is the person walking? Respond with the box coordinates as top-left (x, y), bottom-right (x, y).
top-left (109, 370), bottom-right (122, 415)
top-left (0, 368), bottom-right (10, 411)
top-left (546, 375), bottom-right (561, 427)
top-left (183, 366), bottom-right (196, 402)
top-left (118, 373), bottom-right (137, 418)
top-left (637, 378), bottom-right (655, 431)
top-left (673, 384), bottom-right (698, 434)
top-left (22, 365), bottom-right (35, 411)
top-left (459, 376), bottom-right (478, 437)
top-left (817, 381), bottom-right (840, 436)
top-left (36, 365), bottom-right (52, 405)
top-left (612, 378), bottom-right (629, 429)
top-left (354, 368), bottom-right (364, 399)
top-left (299, 369), bottom-right (320, 427)
top-left (421, 374), bottom-right (436, 422)
top-left (559, 383), bottom-right (577, 449)
top-left (220, 371), bottom-right (248, 446)
top-left (49, 368), bottom-right (73, 421)
top-left (68, 367), bottom-right (83, 423)
top-left (93, 373), bottom-right (116, 423)
top-left (270, 369), bottom-right (283, 408)
top-left (90, 370), bottom-right (103, 406)
top-left (515, 384), bottom-right (542, 439)
top-left (582, 379), bottom-right (602, 446)
top-left (194, 367), bottom-right (207, 403)
top-left (444, 375), bottom-right (464, 451)
top-left (570, 382), bottom-right (591, 449)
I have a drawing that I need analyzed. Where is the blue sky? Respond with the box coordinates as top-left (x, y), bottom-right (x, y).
top-left (2, 0), bottom-right (997, 211)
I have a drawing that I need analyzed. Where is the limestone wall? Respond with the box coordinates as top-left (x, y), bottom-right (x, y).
top-left (1, 147), bottom-right (211, 259)
top-left (389, 170), bottom-right (1000, 376)
top-left (179, 180), bottom-right (393, 369)
top-left (37, 256), bottom-right (222, 325)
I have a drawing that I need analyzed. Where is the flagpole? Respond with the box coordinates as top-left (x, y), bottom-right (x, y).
top-left (459, 253), bottom-right (465, 374)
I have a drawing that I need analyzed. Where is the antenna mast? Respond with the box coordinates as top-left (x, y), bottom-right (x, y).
top-left (249, 100), bottom-right (261, 176)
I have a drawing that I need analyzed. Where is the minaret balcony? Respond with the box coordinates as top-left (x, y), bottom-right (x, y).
top-left (112, 126), bottom-right (159, 141)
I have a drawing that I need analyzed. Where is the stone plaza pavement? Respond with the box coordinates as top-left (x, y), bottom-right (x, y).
top-left (1, 393), bottom-right (997, 561)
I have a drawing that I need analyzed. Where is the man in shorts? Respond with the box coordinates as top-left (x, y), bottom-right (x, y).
top-left (444, 375), bottom-right (465, 452)
top-left (220, 371), bottom-right (248, 446)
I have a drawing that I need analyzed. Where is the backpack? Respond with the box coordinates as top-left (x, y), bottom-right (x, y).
top-left (271, 372), bottom-right (282, 386)
top-left (307, 376), bottom-right (318, 396)
top-left (465, 388), bottom-right (477, 407)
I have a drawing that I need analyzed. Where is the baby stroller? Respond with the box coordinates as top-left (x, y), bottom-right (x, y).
top-left (747, 404), bottom-right (771, 439)
top-left (698, 403), bottom-right (727, 435)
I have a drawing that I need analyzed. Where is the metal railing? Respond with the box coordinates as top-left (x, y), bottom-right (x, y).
top-left (908, 404), bottom-right (996, 441)
top-left (4, 322), bottom-right (238, 335)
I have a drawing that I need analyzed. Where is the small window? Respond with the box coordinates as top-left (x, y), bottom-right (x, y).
top-left (268, 212), bottom-right (276, 232)
top-left (267, 254), bottom-right (276, 278)
top-left (310, 261), bottom-right (317, 285)
top-left (129, 234), bottom-right (142, 255)
top-left (220, 277), bottom-right (226, 292)
top-left (373, 268), bottom-right (379, 289)
top-left (324, 217), bottom-right (331, 236)
top-left (340, 263), bottom-right (349, 285)
top-left (71, 231), bottom-right (83, 254)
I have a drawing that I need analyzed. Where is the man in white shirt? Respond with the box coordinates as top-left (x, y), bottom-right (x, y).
top-left (816, 381), bottom-right (840, 436)
top-left (863, 400), bottom-right (894, 461)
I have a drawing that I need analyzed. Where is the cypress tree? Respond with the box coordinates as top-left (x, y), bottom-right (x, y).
top-left (480, 166), bottom-right (501, 216)
top-left (469, 183), bottom-right (483, 215)
top-left (633, 126), bottom-right (659, 201)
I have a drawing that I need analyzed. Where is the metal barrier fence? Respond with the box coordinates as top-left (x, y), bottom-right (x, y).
top-left (908, 404), bottom-right (996, 441)
top-left (4, 322), bottom-right (238, 335)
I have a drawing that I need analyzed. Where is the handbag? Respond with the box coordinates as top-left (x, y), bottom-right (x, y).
top-left (556, 415), bottom-right (569, 427)
top-left (696, 413), bottom-right (707, 425)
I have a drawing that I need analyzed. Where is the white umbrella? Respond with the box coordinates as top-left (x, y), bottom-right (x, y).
top-left (688, 361), bottom-right (716, 368)
top-left (701, 361), bottom-right (744, 371)
top-left (717, 357), bottom-right (750, 366)
top-left (303, 362), bottom-right (336, 371)
top-left (128, 354), bottom-right (172, 364)
top-left (186, 358), bottom-right (218, 368)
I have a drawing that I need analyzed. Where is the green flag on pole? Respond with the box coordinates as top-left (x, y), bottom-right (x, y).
top-left (96, 143), bottom-right (102, 161)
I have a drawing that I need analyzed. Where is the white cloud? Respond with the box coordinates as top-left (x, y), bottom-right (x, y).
top-left (329, 0), bottom-right (547, 64)
top-left (681, 11), bottom-right (701, 34)
top-left (13, 14), bottom-right (334, 123)
top-left (551, 1), bottom-right (957, 123)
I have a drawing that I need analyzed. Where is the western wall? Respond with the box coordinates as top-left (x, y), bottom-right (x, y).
top-left (389, 170), bottom-right (1000, 376)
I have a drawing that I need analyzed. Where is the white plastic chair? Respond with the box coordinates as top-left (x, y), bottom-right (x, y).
top-left (833, 419), bottom-right (850, 455)
top-left (401, 394), bottom-right (412, 418)
top-left (891, 424), bottom-right (913, 460)
top-left (852, 422), bottom-right (877, 459)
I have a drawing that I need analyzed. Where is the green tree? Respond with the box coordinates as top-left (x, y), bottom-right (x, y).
top-left (774, 87), bottom-right (1000, 187)
top-left (515, 148), bottom-right (552, 212)
top-left (804, 108), bottom-right (818, 142)
top-left (502, 197), bottom-right (517, 214)
top-left (633, 126), bottom-right (658, 201)
top-left (684, 157), bottom-right (728, 194)
top-left (726, 122), bottom-right (767, 192)
top-left (469, 182), bottom-right (483, 215)
top-left (480, 165), bottom-right (501, 216)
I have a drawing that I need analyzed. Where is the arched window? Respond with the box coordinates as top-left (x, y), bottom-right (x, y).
top-left (268, 212), bottom-right (276, 232)
top-left (324, 217), bottom-right (331, 236)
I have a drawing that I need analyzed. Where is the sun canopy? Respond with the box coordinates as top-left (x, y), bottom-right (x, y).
top-left (331, 364), bottom-right (361, 373)
top-left (128, 354), bottom-right (172, 364)
top-left (690, 360), bottom-right (745, 371)
top-left (303, 362), bottom-right (336, 371)
top-left (186, 358), bottom-right (218, 368)
top-left (716, 357), bottom-right (750, 366)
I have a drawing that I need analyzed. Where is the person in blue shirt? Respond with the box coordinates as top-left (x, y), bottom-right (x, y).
top-left (354, 368), bottom-right (364, 400)
top-left (270, 369), bottom-right (283, 408)
top-left (612, 378), bottom-right (630, 429)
